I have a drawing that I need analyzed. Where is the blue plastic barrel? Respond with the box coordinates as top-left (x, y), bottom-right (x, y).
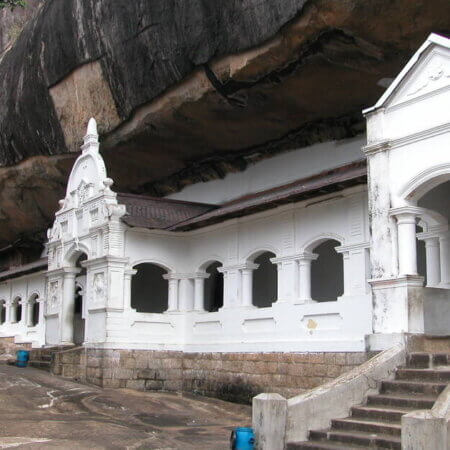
top-left (230, 427), bottom-right (255, 450)
top-left (16, 350), bottom-right (29, 368)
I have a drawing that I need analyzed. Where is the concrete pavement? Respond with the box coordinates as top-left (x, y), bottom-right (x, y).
top-left (0, 364), bottom-right (251, 449)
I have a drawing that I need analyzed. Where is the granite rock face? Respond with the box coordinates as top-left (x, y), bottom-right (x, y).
top-left (0, 0), bottom-right (449, 248)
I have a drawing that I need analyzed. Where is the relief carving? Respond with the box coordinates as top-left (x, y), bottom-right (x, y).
top-left (93, 272), bottom-right (106, 303)
top-left (49, 281), bottom-right (60, 308)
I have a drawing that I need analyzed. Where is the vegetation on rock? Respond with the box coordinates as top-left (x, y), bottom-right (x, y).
top-left (0, 0), bottom-right (26, 9)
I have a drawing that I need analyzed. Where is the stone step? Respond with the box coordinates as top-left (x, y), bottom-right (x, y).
top-left (287, 439), bottom-right (365, 449)
top-left (28, 360), bottom-right (51, 371)
top-left (367, 393), bottom-right (437, 409)
top-left (331, 417), bottom-right (401, 437)
top-left (309, 429), bottom-right (401, 449)
top-left (381, 379), bottom-right (447, 396)
top-left (396, 367), bottom-right (450, 382)
top-left (350, 405), bottom-right (412, 422)
top-left (407, 352), bottom-right (450, 369)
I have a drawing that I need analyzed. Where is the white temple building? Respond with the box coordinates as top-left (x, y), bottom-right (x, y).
top-left (0, 33), bottom-right (449, 361)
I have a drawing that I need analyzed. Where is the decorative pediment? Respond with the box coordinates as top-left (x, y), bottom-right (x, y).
top-left (364, 33), bottom-right (450, 114)
top-left (389, 49), bottom-right (450, 107)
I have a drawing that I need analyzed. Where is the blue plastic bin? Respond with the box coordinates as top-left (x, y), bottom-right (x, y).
top-left (230, 427), bottom-right (255, 450)
top-left (16, 350), bottom-right (30, 368)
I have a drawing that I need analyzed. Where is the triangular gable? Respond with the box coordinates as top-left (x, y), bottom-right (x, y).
top-left (363, 33), bottom-right (450, 114)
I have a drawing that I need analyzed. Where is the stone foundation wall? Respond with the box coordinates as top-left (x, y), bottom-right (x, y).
top-left (52, 348), bottom-right (372, 404)
top-left (0, 336), bottom-right (31, 360)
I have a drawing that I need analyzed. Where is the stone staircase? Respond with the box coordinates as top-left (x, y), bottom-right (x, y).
top-left (288, 352), bottom-right (450, 449)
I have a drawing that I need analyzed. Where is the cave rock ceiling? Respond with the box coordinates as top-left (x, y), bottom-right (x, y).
top-left (0, 0), bottom-right (449, 247)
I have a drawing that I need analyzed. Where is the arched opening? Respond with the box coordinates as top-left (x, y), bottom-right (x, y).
top-left (204, 262), bottom-right (223, 312)
top-left (0, 300), bottom-right (5, 324)
top-left (73, 253), bottom-right (87, 345)
top-left (28, 294), bottom-right (40, 327)
top-left (416, 180), bottom-right (450, 287)
top-left (12, 297), bottom-right (21, 323)
top-left (252, 251), bottom-right (277, 308)
top-left (311, 240), bottom-right (344, 302)
top-left (131, 263), bottom-right (169, 313)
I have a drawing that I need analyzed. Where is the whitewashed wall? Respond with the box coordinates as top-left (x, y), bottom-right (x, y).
top-left (114, 185), bottom-right (372, 352)
top-left (168, 136), bottom-right (365, 205)
top-left (0, 272), bottom-right (46, 347)
top-left (364, 34), bottom-right (450, 339)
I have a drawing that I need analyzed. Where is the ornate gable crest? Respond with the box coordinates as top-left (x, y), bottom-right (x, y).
top-left (364, 33), bottom-right (450, 114)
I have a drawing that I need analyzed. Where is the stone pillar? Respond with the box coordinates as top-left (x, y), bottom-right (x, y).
top-left (423, 237), bottom-right (441, 287)
top-left (396, 212), bottom-right (418, 276)
top-left (193, 272), bottom-right (209, 312)
top-left (297, 252), bottom-right (318, 303)
top-left (252, 393), bottom-right (287, 450)
top-left (438, 232), bottom-right (450, 287)
top-left (124, 269), bottom-right (137, 311)
top-left (165, 276), bottom-right (179, 312)
top-left (341, 251), bottom-right (351, 296)
top-left (241, 263), bottom-right (258, 308)
top-left (61, 267), bottom-right (81, 345)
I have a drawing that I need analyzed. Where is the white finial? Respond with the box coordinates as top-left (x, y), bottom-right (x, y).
top-left (82, 117), bottom-right (99, 153)
top-left (87, 117), bottom-right (97, 136)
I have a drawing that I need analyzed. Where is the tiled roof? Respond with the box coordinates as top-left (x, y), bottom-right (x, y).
top-left (116, 193), bottom-right (217, 230)
top-left (0, 258), bottom-right (47, 282)
top-left (170, 159), bottom-right (367, 231)
top-left (119, 160), bottom-right (367, 232)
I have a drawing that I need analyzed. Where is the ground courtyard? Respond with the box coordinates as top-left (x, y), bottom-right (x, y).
top-left (0, 364), bottom-right (251, 449)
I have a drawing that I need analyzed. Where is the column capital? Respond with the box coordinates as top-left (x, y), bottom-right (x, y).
top-left (296, 252), bottom-right (319, 262)
top-left (389, 206), bottom-right (423, 223)
top-left (218, 263), bottom-right (258, 273)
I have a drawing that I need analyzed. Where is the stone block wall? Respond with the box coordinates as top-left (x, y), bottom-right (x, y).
top-left (0, 336), bottom-right (31, 360)
top-left (52, 348), bottom-right (371, 404)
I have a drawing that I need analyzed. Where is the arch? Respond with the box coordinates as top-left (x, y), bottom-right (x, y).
top-left (302, 233), bottom-right (345, 253)
top-left (244, 246), bottom-right (279, 263)
top-left (197, 256), bottom-right (225, 272)
top-left (203, 261), bottom-right (224, 312)
top-left (130, 258), bottom-right (174, 274)
top-left (0, 300), bottom-right (6, 325)
top-left (28, 293), bottom-right (40, 327)
top-left (11, 296), bottom-right (22, 323)
top-left (63, 243), bottom-right (91, 267)
top-left (311, 239), bottom-right (344, 302)
top-left (131, 262), bottom-right (169, 313)
top-left (252, 251), bottom-right (277, 308)
top-left (400, 163), bottom-right (450, 204)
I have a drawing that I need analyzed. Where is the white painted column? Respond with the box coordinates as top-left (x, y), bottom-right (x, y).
top-left (193, 272), bottom-right (209, 312)
top-left (124, 269), bottom-right (137, 311)
top-left (179, 278), bottom-right (195, 311)
top-left (26, 300), bottom-right (34, 327)
top-left (396, 212), bottom-right (418, 276)
top-left (37, 299), bottom-right (44, 328)
top-left (298, 252), bottom-right (318, 303)
top-left (165, 276), bottom-right (179, 312)
top-left (241, 263), bottom-right (258, 308)
top-left (438, 232), bottom-right (450, 287)
top-left (423, 237), bottom-right (441, 287)
top-left (19, 300), bottom-right (27, 328)
top-left (5, 301), bottom-right (11, 324)
top-left (61, 268), bottom-right (81, 344)
top-left (270, 257), bottom-right (298, 303)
